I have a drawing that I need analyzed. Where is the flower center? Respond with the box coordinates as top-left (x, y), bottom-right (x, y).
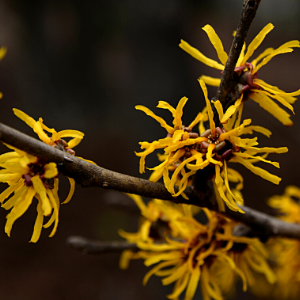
top-left (199, 127), bottom-right (241, 162)
top-left (52, 139), bottom-right (75, 155)
top-left (22, 159), bottom-right (56, 189)
top-left (234, 62), bottom-right (261, 95)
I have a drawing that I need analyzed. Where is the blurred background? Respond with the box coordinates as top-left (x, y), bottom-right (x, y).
top-left (0, 0), bottom-right (299, 299)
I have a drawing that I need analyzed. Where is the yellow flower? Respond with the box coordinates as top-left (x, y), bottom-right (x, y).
top-left (0, 148), bottom-right (68, 242)
top-left (135, 97), bottom-right (205, 199)
top-left (13, 108), bottom-right (84, 155)
top-left (180, 23), bottom-right (300, 126)
top-left (0, 108), bottom-right (89, 242)
top-left (120, 196), bottom-right (275, 300)
top-left (135, 80), bottom-right (287, 212)
top-left (266, 186), bottom-right (300, 299)
top-left (215, 220), bottom-right (276, 292)
top-left (119, 193), bottom-right (197, 245)
top-left (195, 80), bottom-right (287, 212)
top-left (268, 185), bottom-right (300, 223)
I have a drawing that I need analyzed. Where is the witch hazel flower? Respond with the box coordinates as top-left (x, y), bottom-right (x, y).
top-left (180, 23), bottom-right (300, 126)
top-left (0, 108), bottom-right (93, 242)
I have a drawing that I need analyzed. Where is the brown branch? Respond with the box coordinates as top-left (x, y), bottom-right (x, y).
top-left (66, 236), bottom-right (138, 254)
top-left (0, 123), bottom-right (207, 203)
top-left (1, 122), bottom-right (300, 239)
top-left (215, 0), bottom-right (262, 105)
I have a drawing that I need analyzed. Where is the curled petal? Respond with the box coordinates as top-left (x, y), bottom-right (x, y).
top-left (45, 189), bottom-right (59, 237)
top-left (126, 193), bottom-right (147, 214)
top-left (33, 122), bottom-right (52, 144)
top-left (199, 75), bottom-right (220, 87)
top-left (240, 23), bottom-right (274, 66)
top-left (30, 201), bottom-right (44, 243)
top-left (245, 146), bottom-right (288, 154)
top-left (254, 80), bottom-right (294, 113)
top-left (253, 41), bottom-right (300, 73)
top-left (213, 100), bottom-right (224, 122)
top-left (2, 186), bottom-right (27, 210)
top-left (31, 175), bottom-right (52, 216)
top-left (202, 24), bottom-right (228, 65)
top-left (0, 152), bottom-right (20, 164)
top-left (253, 79), bottom-right (298, 103)
top-left (221, 94), bottom-right (243, 124)
top-left (143, 259), bottom-right (181, 286)
top-left (174, 97), bottom-right (188, 129)
top-left (157, 101), bottom-right (176, 114)
top-left (199, 79), bottom-right (215, 135)
top-left (167, 273), bottom-right (189, 299)
top-left (179, 40), bottom-right (225, 70)
top-left (13, 108), bottom-right (36, 129)
top-left (233, 152), bottom-right (280, 168)
top-left (5, 186), bottom-right (36, 237)
top-left (62, 177), bottom-right (75, 204)
top-left (67, 137), bottom-right (82, 149)
top-left (251, 47), bottom-right (274, 69)
top-left (53, 130), bottom-right (84, 140)
top-left (207, 144), bottom-right (222, 166)
top-left (236, 42), bottom-right (246, 67)
top-left (241, 125), bottom-right (271, 137)
top-left (231, 156), bottom-right (281, 184)
top-left (250, 92), bottom-right (293, 126)
top-left (135, 105), bottom-right (174, 134)
top-left (169, 155), bottom-right (196, 195)
top-left (184, 264), bottom-right (201, 300)
top-left (0, 180), bottom-right (24, 204)
top-left (188, 112), bottom-right (203, 129)
top-left (135, 141), bottom-right (161, 173)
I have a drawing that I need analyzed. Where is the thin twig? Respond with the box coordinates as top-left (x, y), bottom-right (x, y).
top-left (1, 122), bottom-right (300, 239)
top-left (215, 0), bottom-right (261, 106)
top-left (66, 236), bottom-right (138, 254)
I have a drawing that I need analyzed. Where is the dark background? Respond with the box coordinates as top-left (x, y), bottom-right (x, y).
top-left (0, 0), bottom-right (299, 299)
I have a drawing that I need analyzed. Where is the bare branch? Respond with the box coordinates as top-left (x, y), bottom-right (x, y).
top-left (66, 236), bottom-right (137, 254)
top-left (1, 122), bottom-right (300, 240)
top-left (0, 123), bottom-right (207, 203)
top-left (226, 206), bottom-right (300, 240)
top-left (215, 0), bottom-right (261, 106)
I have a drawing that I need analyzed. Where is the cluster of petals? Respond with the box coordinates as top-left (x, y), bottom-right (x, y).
top-left (120, 194), bottom-right (276, 300)
top-left (0, 109), bottom-right (87, 241)
top-left (135, 79), bottom-right (288, 212)
top-left (180, 23), bottom-right (300, 126)
top-left (135, 97), bottom-right (204, 199)
top-left (198, 80), bottom-right (288, 212)
top-left (0, 148), bottom-right (68, 242)
top-left (264, 186), bottom-right (300, 299)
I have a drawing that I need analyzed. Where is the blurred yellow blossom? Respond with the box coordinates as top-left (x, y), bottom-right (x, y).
top-left (266, 186), bottom-right (300, 299)
top-left (120, 194), bottom-right (275, 300)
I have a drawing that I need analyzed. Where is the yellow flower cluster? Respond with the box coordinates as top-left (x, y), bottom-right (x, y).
top-left (180, 23), bottom-right (300, 126)
top-left (136, 79), bottom-right (288, 212)
top-left (120, 194), bottom-right (276, 300)
top-left (0, 109), bottom-right (87, 242)
top-left (129, 23), bottom-right (299, 299)
top-left (264, 186), bottom-right (300, 299)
